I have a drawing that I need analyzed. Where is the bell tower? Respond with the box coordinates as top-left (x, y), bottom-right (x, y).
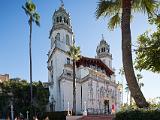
top-left (49, 3), bottom-right (73, 50)
top-left (47, 3), bottom-right (74, 111)
top-left (96, 35), bottom-right (112, 68)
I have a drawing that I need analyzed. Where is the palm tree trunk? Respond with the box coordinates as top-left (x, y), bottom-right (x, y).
top-left (73, 60), bottom-right (76, 115)
top-left (121, 0), bottom-right (149, 108)
top-left (29, 17), bottom-right (33, 106)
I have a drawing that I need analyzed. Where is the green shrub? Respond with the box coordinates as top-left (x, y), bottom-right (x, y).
top-left (41, 111), bottom-right (67, 120)
top-left (115, 109), bottom-right (160, 120)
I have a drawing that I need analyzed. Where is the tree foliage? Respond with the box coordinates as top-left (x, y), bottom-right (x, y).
top-left (67, 45), bottom-right (81, 61)
top-left (0, 80), bottom-right (49, 118)
top-left (96, 0), bottom-right (158, 30)
top-left (135, 15), bottom-right (160, 73)
top-left (22, 0), bottom-right (40, 26)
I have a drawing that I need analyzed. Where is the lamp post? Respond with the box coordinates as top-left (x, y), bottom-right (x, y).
top-left (67, 102), bottom-right (70, 116)
top-left (83, 101), bottom-right (87, 116)
top-left (26, 111), bottom-right (29, 120)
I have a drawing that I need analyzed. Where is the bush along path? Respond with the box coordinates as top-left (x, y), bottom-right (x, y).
top-left (114, 109), bottom-right (160, 120)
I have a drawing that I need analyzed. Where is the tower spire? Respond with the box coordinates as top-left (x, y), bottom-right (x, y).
top-left (102, 34), bottom-right (104, 40)
top-left (60, 0), bottom-right (64, 7)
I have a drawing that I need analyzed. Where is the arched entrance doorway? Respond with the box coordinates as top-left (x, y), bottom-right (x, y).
top-left (104, 100), bottom-right (109, 114)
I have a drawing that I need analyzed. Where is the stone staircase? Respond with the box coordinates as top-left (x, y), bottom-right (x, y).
top-left (77, 115), bottom-right (114, 120)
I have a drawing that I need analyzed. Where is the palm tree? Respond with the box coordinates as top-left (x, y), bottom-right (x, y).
top-left (136, 73), bottom-right (144, 89)
top-left (96, 0), bottom-right (158, 108)
top-left (67, 41), bottom-right (80, 115)
top-left (22, 0), bottom-right (40, 105)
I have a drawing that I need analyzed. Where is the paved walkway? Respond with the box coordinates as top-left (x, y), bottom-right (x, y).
top-left (77, 115), bottom-right (114, 120)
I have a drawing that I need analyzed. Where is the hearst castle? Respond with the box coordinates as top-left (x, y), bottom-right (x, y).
top-left (47, 4), bottom-right (122, 114)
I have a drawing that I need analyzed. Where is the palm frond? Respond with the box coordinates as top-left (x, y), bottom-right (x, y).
top-left (22, 5), bottom-right (31, 16)
top-left (96, 0), bottom-right (121, 19)
top-left (23, 1), bottom-right (40, 26)
top-left (74, 46), bottom-right (81, 61)
top-left (33, 12), bottom-right (40, 26)
top-left (132, 0), bottom-right (157, 15)
top-left (25, 0), bottom-right (36, 13)
top-left (35, 21), bottom-right (40, 26)
top-left (108, 13), bottom-right (121, 30)
top-left (67, 45), bottom-right (81, 61)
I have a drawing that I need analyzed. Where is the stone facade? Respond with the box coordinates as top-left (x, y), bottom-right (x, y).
top-left (47, 4), bottom-right (122, 114)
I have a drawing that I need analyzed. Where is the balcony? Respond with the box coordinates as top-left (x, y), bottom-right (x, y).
top-left (64, 63), bottom-right (72, 69)
top-left (59, 69), bottom-right (73, 80)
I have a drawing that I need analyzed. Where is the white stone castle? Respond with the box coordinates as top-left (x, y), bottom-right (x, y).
top-left (47, 4), bottom-right (122, 114)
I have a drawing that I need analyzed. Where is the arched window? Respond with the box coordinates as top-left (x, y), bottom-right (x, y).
top-left (64, 17), bottom-right (66, 23)
top-left (104, 47), bottom-right (106, 52)
top-left (66, 19), bottom-right (69, 25)
top-left (101, 48), bottom-right (104, 52)
top-left (66, 34), bottom-right (70, 45)
top-left (98, 49), bottom-right (100, 53)
top-left (55, 33), bottom-right (60, 41)
top-left (60, 16), bottom-right (62, 22)
top-left (56, 17), bottom-right (59, 23)
top-left (101, 47), bottom-right (105, 52)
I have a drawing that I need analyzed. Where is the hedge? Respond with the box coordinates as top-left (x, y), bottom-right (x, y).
top-left (114, 109), bottom-right (160, 120)
top-left (41, 111), bottom-right (67, 120)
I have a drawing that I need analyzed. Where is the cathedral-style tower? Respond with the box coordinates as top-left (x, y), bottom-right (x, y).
top-left (49, 3), bottom-right (73, 49)
top-left (96, 35), bottom-right (112, 68)
top-left (47, 3), bottom-right (74, 111)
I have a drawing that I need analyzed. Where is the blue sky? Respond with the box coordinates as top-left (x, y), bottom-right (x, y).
top-left (0, 0), bottom-right (159, 101)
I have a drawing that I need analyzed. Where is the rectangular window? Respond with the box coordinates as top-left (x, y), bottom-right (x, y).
top-left (51, 74), bottom-right (53, 82)
top-left (66, 35), bottom-right (70, 46)
top-left (109, 61), bottom-right (111, 67)
top-left (51, 60), bottom-right (53, 66)
top-left (67, 58), bottom-right (70, 64)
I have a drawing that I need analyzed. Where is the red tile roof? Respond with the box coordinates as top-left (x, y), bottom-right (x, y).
top-left (76, 56), bottom-right (114, 76)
